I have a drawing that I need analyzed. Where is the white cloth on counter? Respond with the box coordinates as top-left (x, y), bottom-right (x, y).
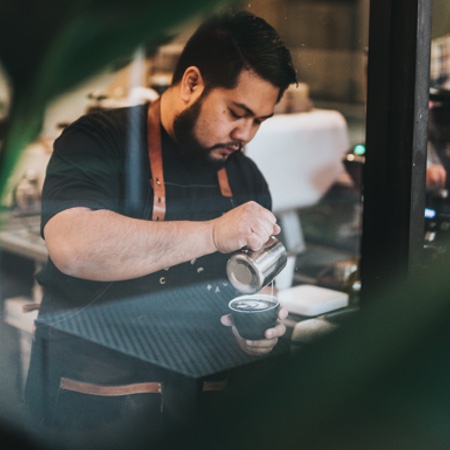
top-left (278, 284), bottom-right (349, 317)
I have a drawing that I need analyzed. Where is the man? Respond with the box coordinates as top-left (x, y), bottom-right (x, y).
top-left (427, 34), bottom-right (449, 191)
top-left (25, 10), bottom-right (297, 441)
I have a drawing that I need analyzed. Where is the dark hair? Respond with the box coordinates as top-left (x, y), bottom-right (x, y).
top-left (172, 11), bottom-right (297, 100)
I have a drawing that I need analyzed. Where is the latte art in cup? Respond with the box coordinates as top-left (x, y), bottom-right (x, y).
top-left (230, 299), bottom-right (276, 311)
top-left (228, 294), bottom-right (280, 340)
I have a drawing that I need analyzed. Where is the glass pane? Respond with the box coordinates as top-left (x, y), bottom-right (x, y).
top-left (243, 0), bottom-right (368, 307)
top-left (0, 1), bottom-right (369, 446)
top-left (425, 0), bottom-right (450, 265)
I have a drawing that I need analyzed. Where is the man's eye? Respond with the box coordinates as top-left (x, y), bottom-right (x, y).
top-left (229, 109), bottom-right (243, 119)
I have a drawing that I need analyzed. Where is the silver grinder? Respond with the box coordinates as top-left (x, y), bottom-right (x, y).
top-left (226, 236), bottom-right (288, 294)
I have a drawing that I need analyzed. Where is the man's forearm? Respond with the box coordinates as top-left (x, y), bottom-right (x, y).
top-left (44, 208), bottom-right (217, 281)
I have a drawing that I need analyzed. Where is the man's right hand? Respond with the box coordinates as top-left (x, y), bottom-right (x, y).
top-left (211, 201), bottom-right (280, 253)
top-left (44, 202), bottom-right (280, 282)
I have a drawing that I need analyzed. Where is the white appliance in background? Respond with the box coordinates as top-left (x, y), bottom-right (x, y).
top-left (245, 109), bottom-right (350, 253)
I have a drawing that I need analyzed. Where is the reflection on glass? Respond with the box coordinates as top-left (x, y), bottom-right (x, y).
top-left (0, 1), bottom-right (369, 448)
top-left (423, 1), bottom-right (450, 266)
top-left (245, 0), bottom-right (368, 307)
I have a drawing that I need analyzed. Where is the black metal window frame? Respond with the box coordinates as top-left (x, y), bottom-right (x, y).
top-left (361, 0), bottom-right (432, 299)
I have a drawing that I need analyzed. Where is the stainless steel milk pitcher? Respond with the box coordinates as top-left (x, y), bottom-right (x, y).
top-left (226, 236), bottom-right (288, 293)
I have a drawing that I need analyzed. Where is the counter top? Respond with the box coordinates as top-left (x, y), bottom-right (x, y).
top-left (36, 279), bottom-right (289, 378)
top-left (0, 213), bottom-right (47, 263)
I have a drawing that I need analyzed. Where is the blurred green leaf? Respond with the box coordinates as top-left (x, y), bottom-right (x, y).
top-left (0, 0), bottom-right (231, 202)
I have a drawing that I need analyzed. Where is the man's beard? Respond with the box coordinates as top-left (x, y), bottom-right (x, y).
top-left (172, 94), bottom-right (241, 169)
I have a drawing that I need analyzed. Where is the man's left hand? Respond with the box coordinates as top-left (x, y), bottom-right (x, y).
top-left (220, 306), bottom-right (288, 355)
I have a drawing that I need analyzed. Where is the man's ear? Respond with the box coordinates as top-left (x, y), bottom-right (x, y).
top-left (180, 66), bottom-right (205, 102)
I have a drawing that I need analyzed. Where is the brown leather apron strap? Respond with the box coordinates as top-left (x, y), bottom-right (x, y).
top-left (147, 100), bottom-right (233, 221)
top-left (202, 378), bottom-right (228, 392)
top-left (60, 377), bottom-right (226, 396)
top-left (147, 99), bottom-right (166, 221)
top-left (60, 377), bottom-right (162, 396)
top-left (217, 167), bottom-right (233, 198)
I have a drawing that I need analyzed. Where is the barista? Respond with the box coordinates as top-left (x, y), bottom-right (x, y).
top-left (25, 11), bottom-right (297, 437)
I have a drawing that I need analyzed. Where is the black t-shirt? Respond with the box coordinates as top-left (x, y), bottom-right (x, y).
top-left (37, 103), bottom-right (272, 314)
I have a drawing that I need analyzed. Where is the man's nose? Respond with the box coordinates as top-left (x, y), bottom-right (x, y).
top-left (231, 119), bottom-right (257, 144)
